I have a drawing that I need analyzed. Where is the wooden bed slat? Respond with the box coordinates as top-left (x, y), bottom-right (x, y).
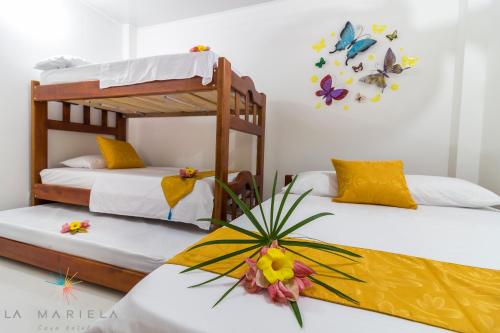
top-left (83, 105), bottom-right (91, 125)
top-left (62, 102), bottom-right (71, 122)
top-left (33, 184), bottom-right (90, 206)
top-left (47, 119), bottom-right (117, 136)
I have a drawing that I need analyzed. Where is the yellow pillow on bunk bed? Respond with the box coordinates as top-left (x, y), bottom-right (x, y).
top-left (331, 158), bottom-right (417, 209)
top-left (96, 136), bottom-right (145, 169)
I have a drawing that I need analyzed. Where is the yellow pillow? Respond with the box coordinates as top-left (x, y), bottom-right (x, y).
top-left (96, 136), bottom-right (145, 169)
top-left (332, 159), bottom-right (417, 209)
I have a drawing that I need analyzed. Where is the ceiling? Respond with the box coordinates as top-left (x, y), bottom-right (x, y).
top-left (81, 0), bottom-right (274, 27)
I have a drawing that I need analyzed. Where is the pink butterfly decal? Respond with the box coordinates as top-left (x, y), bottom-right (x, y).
top-left (315, 74), bottom-right (349, 105)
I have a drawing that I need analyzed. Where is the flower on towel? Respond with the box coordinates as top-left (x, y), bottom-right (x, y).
top-left (61, 220), bottom-right (90, 235)
top-left (242, 241), bottom-right (315, 304)
top-left (189, 45), bottom-right (211, 52)
top-left (179, 167), bottom-right (198, 178)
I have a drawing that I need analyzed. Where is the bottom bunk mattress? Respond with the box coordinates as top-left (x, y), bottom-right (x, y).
top-left (0, 203), bottom-right (206, 273)
top-left (40, 167), bottom-right (238, 230)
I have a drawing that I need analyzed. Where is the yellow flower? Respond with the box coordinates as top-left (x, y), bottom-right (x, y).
top-left (257, 248), bottom-right (294, 284)
top-left (69, 221), bottom-right (81, 231)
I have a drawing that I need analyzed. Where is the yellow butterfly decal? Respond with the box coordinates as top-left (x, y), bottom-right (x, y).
top-left (402, 55), bottom-right (419, 68)
top-left (312, 38), bottom-right (326, 53)
top-left (310, 75), bottom-right (319, 83)
top-left (345, 77), bottom-right (353, 85)
top-left (372, 24), bottom-right (387, 34)
top-left (370, 94), bottom-right (381, 102)
top-left (390, 83), bottom-right (400, 91)
top-left (385, 30), bottom-right (398, 42)
top-left (334, 60), bottom-right (341, 67)
top-left (343, 105), bottom-right (350, 111)
top-left (315, 102), bottom-right (322, 109)
top-left (367, 54), bottom-right (375, 61)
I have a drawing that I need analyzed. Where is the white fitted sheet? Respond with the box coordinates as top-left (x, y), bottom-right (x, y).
top-left (39, 52), bottom-right (224, 87)
top-left (88, 195), bottom-right (500, 333)
top-left (0, 204), bottom-right (205, 273)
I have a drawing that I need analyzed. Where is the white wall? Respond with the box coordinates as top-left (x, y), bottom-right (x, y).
top-left (135, 0), bottom-right (467, 195)
top-left (0, 0), bottom-right (122, 210)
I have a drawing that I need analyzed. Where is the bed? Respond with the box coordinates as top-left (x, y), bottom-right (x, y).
top-left (87, 193), bottom-right (500, 332)
top-left (0, 52), bottom-right (266, 292)
top-left (40, 167), bottom-right (238, 230)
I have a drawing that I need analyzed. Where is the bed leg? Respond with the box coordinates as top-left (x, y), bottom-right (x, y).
top-left (31, 81), bottom-right (48, 206)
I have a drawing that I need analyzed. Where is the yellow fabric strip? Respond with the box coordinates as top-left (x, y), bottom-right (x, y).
top-left (168, 228), bottom-right (500, 333)
top-left (161, 171), bottom-right (215, 208)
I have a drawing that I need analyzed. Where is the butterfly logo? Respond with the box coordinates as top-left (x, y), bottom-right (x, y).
top-left (354, 92), bottom-right (367, 103)
top-left (315, 57), bottom-right (326, 68)
top-left (352, 62), bottom-right (364, 72)
top-left (330, 21), bottom-right (377, 65)
top-left (386, 30), bottom-right (398, 42)
top-left (315, 74), bottom-right (349, 105)
top-left (312, 38), bottom-right (326, 53)
top-left (359, 48), bottom-right (409, 92)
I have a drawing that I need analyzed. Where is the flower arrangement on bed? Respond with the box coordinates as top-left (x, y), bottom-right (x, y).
top-left (180, 172), bottom-right (363, 327)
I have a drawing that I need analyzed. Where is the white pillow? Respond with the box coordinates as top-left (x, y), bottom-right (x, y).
top-left (61, 155), bottom-right (106, 169)
top-left (406, 175), bottom-right (500, 208)
top-left (288, 171), bottom-right (500, 208)
top-left (34, 55), bottom-right (90, 70)
top-left (286, 171), bottom-right (338, 197)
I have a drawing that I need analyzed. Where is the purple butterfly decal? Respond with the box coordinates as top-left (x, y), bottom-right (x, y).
top-left (315, 74), bottom-right (349, 105)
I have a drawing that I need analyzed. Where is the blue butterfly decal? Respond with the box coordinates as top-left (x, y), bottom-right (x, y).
top-left (330, 21), bottom-right (377, 65)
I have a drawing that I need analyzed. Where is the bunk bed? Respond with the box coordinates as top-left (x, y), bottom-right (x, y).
top-left (0, 55), bottom-right (266, 292)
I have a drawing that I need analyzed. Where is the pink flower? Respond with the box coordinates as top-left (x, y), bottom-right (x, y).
top-left (242, 258), bottom-right (269, 293)
top-left (268, 280), bottom-right (300, 303)
top-left (293, 260), bottom-right (315, 293)
top-left (60, 223), bottom-right (70, 233)
top-left (80, 220), bottom-right (90, 228)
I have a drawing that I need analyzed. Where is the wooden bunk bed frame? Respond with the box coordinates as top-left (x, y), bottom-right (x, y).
top-left (0, 57), bottom-right (266, 292)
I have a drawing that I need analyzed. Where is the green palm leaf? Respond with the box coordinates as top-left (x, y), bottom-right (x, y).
top-left (198, 218), bottom-right (263, 240)
top-left (269, 171), bottom-right (278, 235)
top-left (251, 176), bottom-right (269, 235)
top-left (273, 175), bottom-right (298, 235)
top-left (279, 239), bottom-right (361, 258)
top-left (273, 189), bottom-right (314, 238)
top-left (188, 249), bottom-right (260, 288)
top-left (282, 246), bottom-right (364, 282)
top-left (180, 244), bottom-right (262, 273)
top-left (188, 239), bottom-right (263, 252)
top-left (215, 178), bottom-right (268, 239)
top-left (276, 212), bottom-right (334, 239)
top-left (212, 277), bottom-right (244, 308)
top-left (290, 301), bottom-right (303, 327)
top-left (309, 276), bottom-right (359, 305)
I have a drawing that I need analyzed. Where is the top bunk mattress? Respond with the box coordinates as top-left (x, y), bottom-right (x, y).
top-left (39, 51), bottom-right (233, 88)
top-left (0, 204), bottom-right (206, 273)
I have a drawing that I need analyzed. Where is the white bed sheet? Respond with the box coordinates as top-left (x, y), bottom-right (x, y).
top-left (39, 52), bottom-right (222, 87)
top-left (88, 195), bottom-right (500, 333)
top-left (0, 204), bottom-right (205, 273)
top-left (41, 167), bottom-right (236, 230)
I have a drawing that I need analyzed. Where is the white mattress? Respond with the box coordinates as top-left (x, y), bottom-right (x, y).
top-left (40, 167), bottom-right (187, 190)
top-left (0, 204), bottom-right (205, 273)
top-left (88, 195), bottom-right (500, 333)
top-left (39, 51), bottom-right (226, 87)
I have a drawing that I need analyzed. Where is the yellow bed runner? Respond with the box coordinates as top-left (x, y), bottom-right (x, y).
top-left (168, 228), bottom-right (500, 333)
top-left (161, 171), bottom-right (215, 208)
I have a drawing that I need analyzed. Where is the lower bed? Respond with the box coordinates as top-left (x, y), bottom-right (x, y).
top-left (0, 203), bottom-right (205, 274)
top-left (88, 194), bottom-right (500, 333)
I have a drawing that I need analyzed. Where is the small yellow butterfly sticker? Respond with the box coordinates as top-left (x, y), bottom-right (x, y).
top-left (334, 60), bottom-right (341, 67)
top-left (367, 54), bottom-right (375, 61)
top-left (315, 102), bottom-right (322, 109)
top-left (372, 24), bottom-right (387, 34)
top-left (310, 75), bottom-right (318, 83)
top-left (345, 77), bottom-right (353, 85)
top-left (371, 94), bottom-right (381, 102)
top-left (330, 32), bottom-right (336, 37)
top-left (312, 38), bottom-right (326, 53)
top-left (390, 83), bottom-right (400, 91)
top-left (402, 55), bottom-right (419, 68)
top-left (339, 71), bottom-right (345, 76)
top-left (343, 105), bottom-right (350, 111)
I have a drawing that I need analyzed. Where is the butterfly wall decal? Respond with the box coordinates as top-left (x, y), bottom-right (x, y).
top-left (359, 48), bottom-right (408, 92)
top-left (352, 62), bottom-right (364, 72)
top-left (312, 38), bottom-right (326, 53)
top-left (330, 21), bottom-right (377, 65)
top-left (315, 74), bottom-right (349, 105)
top-left (315, 57), bottom-right (326, 68)
top-left (385, 30), bottom-right (398, 42)
top-left (372, 24), bottom-right (387, 34)
top-left (354, 92), bottom-right (367, 103)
